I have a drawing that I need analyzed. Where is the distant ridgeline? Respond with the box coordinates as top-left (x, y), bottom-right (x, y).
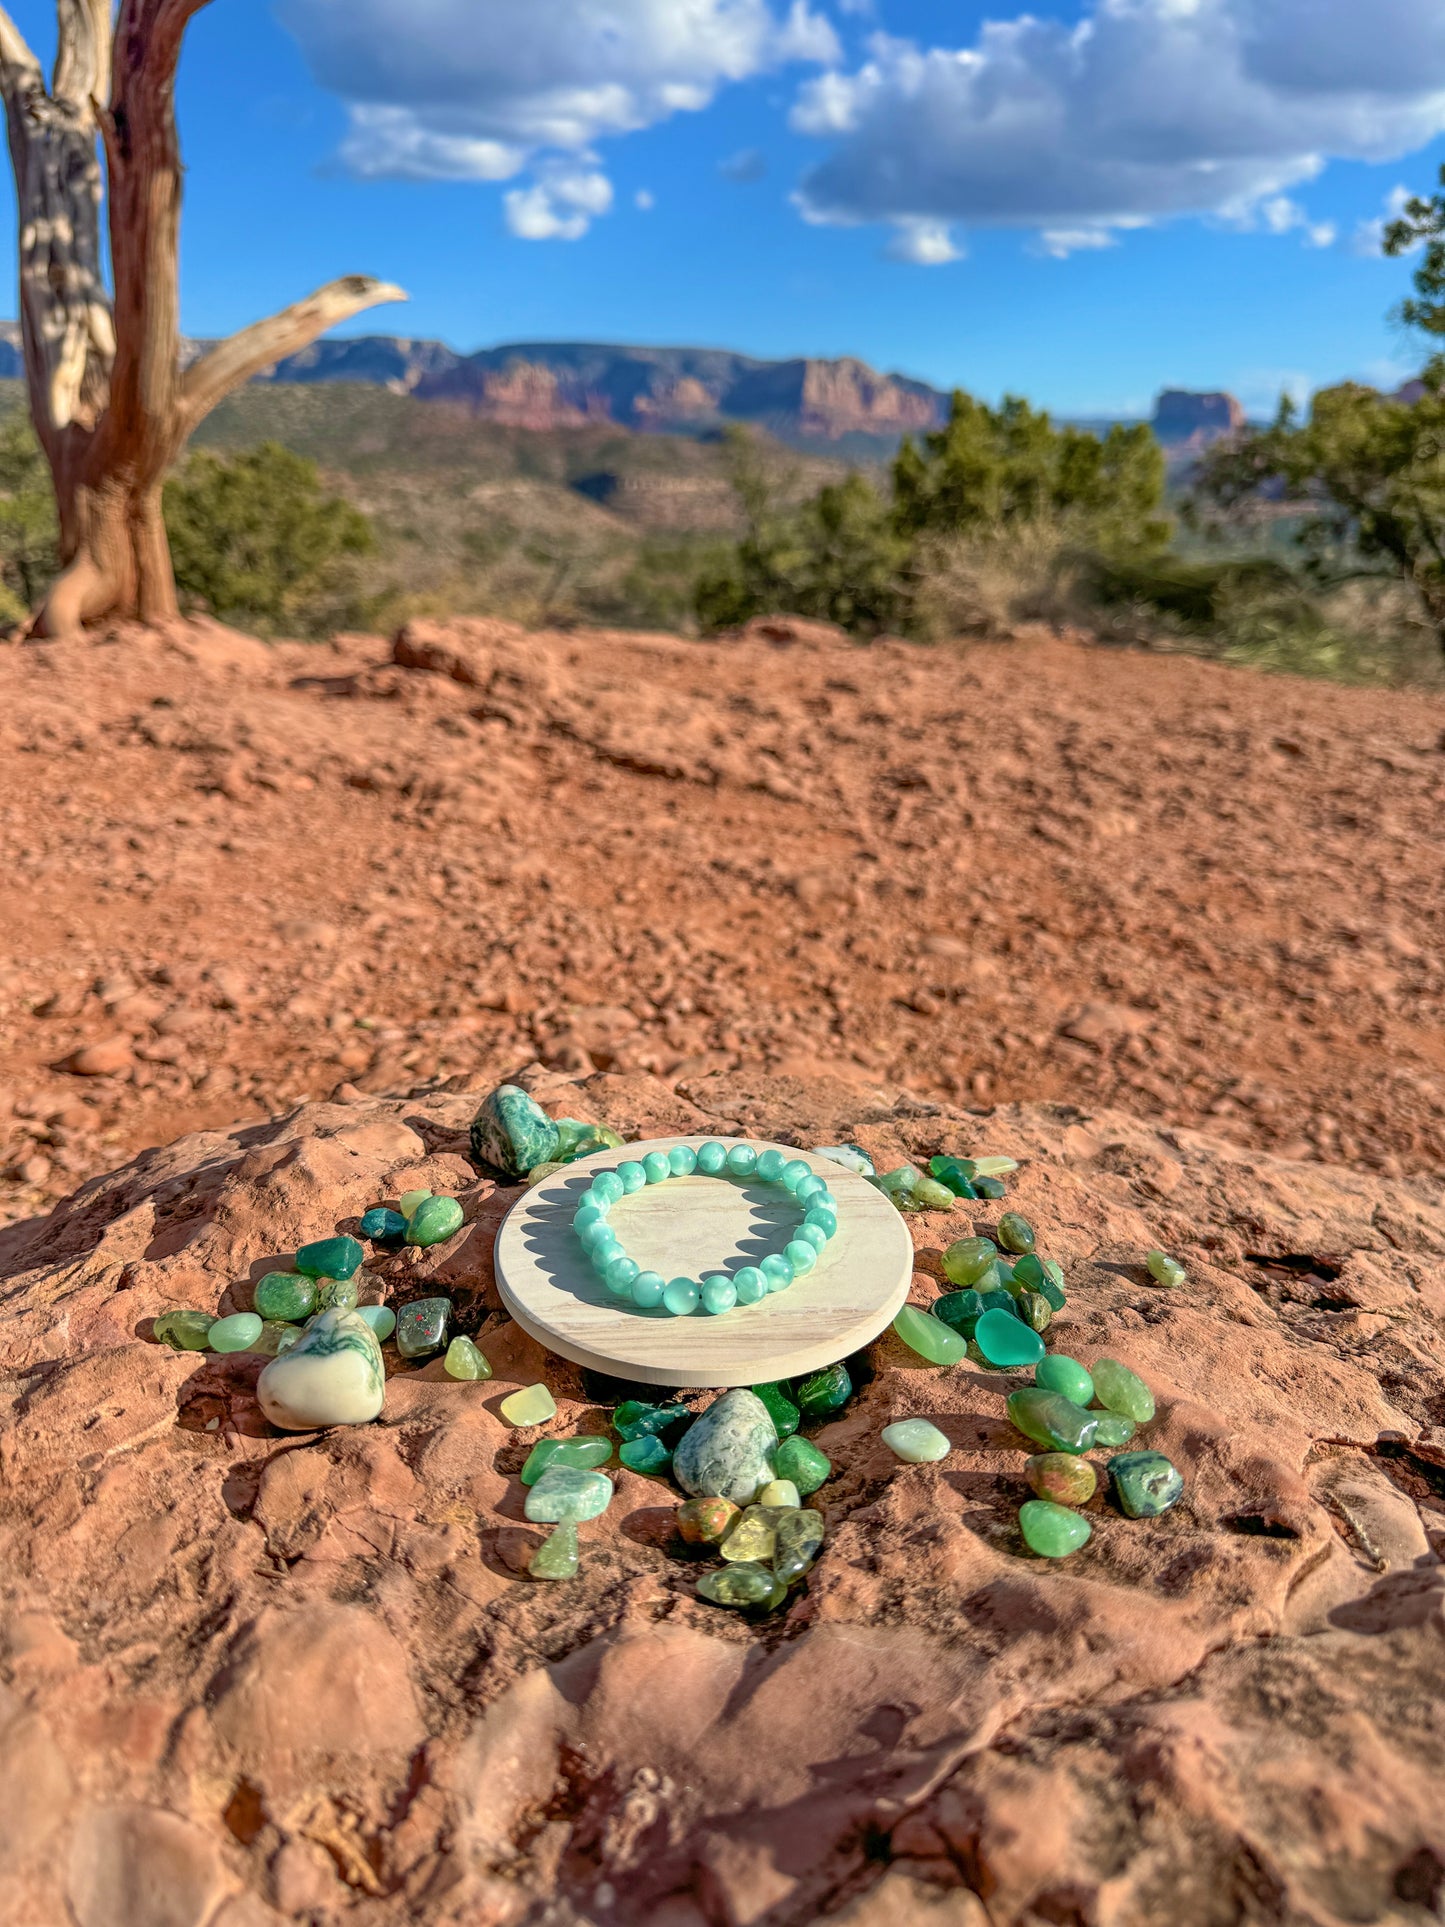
top-left (0, 320), bottom-right (1253, 453)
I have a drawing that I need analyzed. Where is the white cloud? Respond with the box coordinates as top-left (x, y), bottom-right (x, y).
top-left (791, 2), bottom-right (1445, 259)
top-left (1352, 183), bottom-right (1419, 257)
top-left (1036, 227), bottom-right (1120, 258)
top-left (884, 218), bottom-right (962, 264)
top-left (634, 188), bottom-right (656, 210)
top-left (1237, 194), bottom-right (1338, 247)
top-left (504, 168), bottom-right (614, 241)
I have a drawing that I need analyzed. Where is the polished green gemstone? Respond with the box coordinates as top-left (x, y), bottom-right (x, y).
top-left (521, 1437), bottom-right (612, 1484)
top-left (881, 1418), bottom-right (950, 1463)
top-left (663, 1277), bottom-right (701, 1316)
top-left (406, 1195), bottom-right (464, 1247)
top-left (794, 1360), bottom-right (852, 1418)
top-left (154, 1308), bottom-right (218, 1351)
top-left (756, 1148), bottom-right (788, 1182)
top-left (592, 1170), bottom-right (625, 1206)
top-left (617, 1160), bottom-right (647, 1194)
top-left (797, 1222), bottom-right (829, 1254)
top-left (1147, 1249), bottom-right (1187, 1288)
top-left (529, 1521), bottom-right (580, 1579)
top-left (812, 1142), bottom-right (874, 1177)
top-left (619, 1435), bottom-right (672, 1475)
top-left (914, 1175), bottom-right (959, 1210)
top-left (972, 1174), bottom-right (1007, 1200)
top-left (444, 1335), bottom-right (491, 1380)
top-left (701, 1274), bottom-right (738, 1315)
top-left (781, 1158), bottom-right (812, 1191)
top-left (317, 1276), bottom-right (360, 1313)
top-left (1026, 1453), bottom-right (1097, 1505)
top-left (934, 1289), bottom-right (984, 1337)
top-left (469, 1082), bottom-right (561, 1177)
top-left (720, 1504), bottom-right (789, 1563)
top-left (974, 1307), bottom-right (1045, 1368)
top-left (697, 1563), bottom-right (787, 1611)
top-left (973, 1157), bottom-right (1019, 1178)
top-left (979, 1293), bottom-right (1023, 1322)
top-left (252, 1271), bottom-right (317, 1323)
top-left (395, 1296), bottom-right (450, 1358)
top-left (758, 1479), bottom-right (800, 1507)
top-left (1109, 1450), bottom-right (1184, 1518)
top-left (524, 1465), bottom-right (613, 1523)
top-left (1007, 1388), bottom-right (1099, 1454)
top-left (295, 1234), bottom-right (364, 1281)
top-left (359, 1206), bottom-right (408, 1244)
top-left (1091, 1358), bottom-right (1156, 1424)
top-left (1035, 1355), bottom-right (1094, 1406)
top-left (794, 1173), bottom-right (827, 1206)
top-left (677, 1496), bottom-right (739, 1543)
top-left (1010, 1254), bottom-right (1046, 1290)
top-left (928, 1154), bottom-right (979, 1197)
top-left (209, 1312), bottom-right (263, 1353)
top-left (772, 1434), bottom-right (831, 1496)
top-left (605, 1255), bottom-right (642, 1298)
top-left (695, 1141), bottom-right (727, 1175)
top-left (996, 1212), bottom-right (1036, 1255)
top-left (784, 1239), bottom-right (818, 1276)
top-left (751, 1381), bottom-right (800, 1440)
top-left (1038, 1262), bottom-right (1067, 1312)
top-left (252, 1320), bottom-right (298, 1356)
top-left (1094, 1412), bottom-right (1137, 1447)
top-left (774, 1506), bottom-right (825, 1583)
top-left (1016, 1291), bottom-right (1053, 1333)
top-left (613, 1399), bottom-right (691, 1443)
top-left (356, 1303), bottom-right (396, 1341)
top-left (398, 1188), bottom-right (432, 1219)
top-left (1019, 1500), bottom-right (1092, 1558)
top-left (526, 1159), bottom-right (567, 1187)
top-left (667, 1143), bottom-right (698, 1176)
top-left (803, 1207), bottom-right (837, 1241)
top-left (500, 1383), bottom-right (557, 1426)
top-left (942, 1237), bottom-right (999, 1289)
top-left (893, 1304), bottom-right (968, 1366)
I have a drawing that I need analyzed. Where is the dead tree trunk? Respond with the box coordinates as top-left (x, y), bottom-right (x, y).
top-left (0, 0), bottom-right (404, 636)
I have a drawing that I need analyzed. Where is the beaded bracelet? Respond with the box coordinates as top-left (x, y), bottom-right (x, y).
top-left (573, 1141), bottom-right (839, 1316)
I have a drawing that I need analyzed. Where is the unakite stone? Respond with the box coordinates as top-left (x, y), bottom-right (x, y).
top-left (794, 1361), bottom-right (852, 1419)
top-left (1007, 1389), bottom-right (1099, 1455)
top-left (934, 1289), bottom-right (985, 1337)
top-left (929, 1154), bottom-right (978, 1198)
top-left (295, 1234), bottom-right (364, 1281)
top-left (774, 1506), bottom-right (825, 1583)
top-left (697, 1563), bottom-right (786, 1611)
top-left (501, 1383), bottom-right (558, 1427)
top-left (318, 1276), bottom-right (360, 1313)
top-left (1091, 1358), bottom-right (1156, 1424)
top-left (356, 1303), bottom-right (396, 1341)
top-left (406, 1195), bottom-right (464, 1247)
top-left (1147, 1249), bottom-right (1187, 1288)
top-left (673, 1389), bottom-right (777, 1503)
top-left (751, 1382), bottom-right (800, 1441)
top-left (522, 1437), bottom-right (612, 1484)
top-left (1109, 1450), bottom-right (1184, 1518)
top-left (996, 1212), bottom-right (1036, 1255)
top-left (529, 1522), bottom-right (579, 1580)
top-left (942, 1237), bottom-right (999, 1289)
top-left (396, 1296), bottom-right (450, 1358)
top-left (811, 1143), bottom-right (875, 1177)
top-left (676, 1496), bottom-right (738, 1544)
top-left (253, 1320), bottom-right (298, 1357)
top-left (1019, 1499), bottom-right (1093, 1558)
top-left (720, 1504), bottom-right (789, 1563)
top-left (154, 1308), bottom-right (214, 1351)
top-left (974, 1308), bottom-right (1045, 1368)
top-left (398, 1189), bottom-right (431, 1219)
top-left (444, 1335), bottom-right (491, 1380)
top-left (524, 1465), bottom-right (613, 1523)
top-left (256, 1308), bottom-right (385, 1430)
top-left (772, 1433), bottom-right (830, 1496)
top-left (253, 1271), bottom-right (317, 1323)
top-left (209, 1312), bottom-right (263, 1353)
top-left (882, 1418), bottom-right (950, 1463)
top-left (613, 1399), bottom-right (691, 1443)
top-left (893, 1305), bottom-right (968, 1366)
top-left (757, 1479), bottom-right (800, 1507)
top-left (1017, 1292), bottom-right (1053, 1334)
top-left (619, 1435), bottom-right (671, 1475)
top-left (1094, 1413), bottom-right (1137, 1447)
top-left (360, 1206), bottom-right (407, 1244)
top-left (1026, 1453), bottom-right (1098, 1505)
top-left (1035, 1354), bottom-right (1094, 1407)
top-left (469, 1082), bottom-right (561, 1177)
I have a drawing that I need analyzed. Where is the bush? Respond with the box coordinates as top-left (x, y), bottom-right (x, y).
top-left (0, 418), bottom-right (59, 622)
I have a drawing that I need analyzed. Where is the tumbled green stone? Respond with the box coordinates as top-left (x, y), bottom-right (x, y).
top-left (972, 1174), bottom-right (1007, 1200)
top-left (522, 1437), bottom-right (611, 1484)
top-left (893, 1305), bottom-right (968, 1366)
top-left (772, 1434), bottom-right (830, 1496)
top-left (554, 1118), bottom-right (624, 1161)
top-left (1093, 1413), bottom-right (1137, 1447)
top-left (974, 1307), bottom-right (1045, 1368)
top-left (1010, 1254), bottom-right (1046, 1291)
top-left (876, 1165), bottom-right (926, 1210)
top-left (1019, 1499), bottom-right (1093, 1558)
top-left (942, 1237), bottom-right (999, 1289)
top-left (673, 1389), bottom-right (776, 1502)
top-left (252, 1320), bottom-right (298, 1357)
top-left (794, 1361), bottom-right (852, 1419)
top-left (470, 1082), bottom-right (561, 1177)
top-left (811, 1142), bottom-right (874, 1177)
top-left (914, 1176), bottom-right (958, 1209)
top-left (697, 1563), bottom-right (787, 1611)
top-left (1026, 1453), bottom-right (1098, 1505)
top-left (1038, 1264), bottom-right (1068, 1312)
top-left (295, 1234), bottom-right (364, 1281)
top-left (360, 1206), bottom-right (408, 1244)
top-left (444, 1335), bottom-right (491, 1380)
top-left (973, 1157), bottom-right (1019, 1178)
top-left (1147, 1249), bottom-right (1187, 1288)
top-left (395, 1296), bottom-right (450, 1358)
top-left (996, 1212), bottom-right (1036, 1255)
top-left (318, 1275), bottom-right (360, 1313)
top-left (933, 1289), bottom-right (984, 1337)
top-left (758, 1479), bottom-right (800, 1507)
top-left (500, 1383), bottom-right (557, 1427)
top-left (524, 1465), bottom-right (613, 1523)
top-left (882, 1418), bottom-right (950, 1463)
top-left (720, 1504), bottom-right (789, 1564)
top-left (529, 1522), bottom-right (580, 1580)
top-left (356, 1303), bottom-right (396, 1341)
top-left (208, 1312), bottom-right (263, 1353)
top-left (1016, 1291), bottom-right (1053, 1334)
top-left (1109, 1450), bottom-right (1184, 1518)
top-left (397, 1190), bottom-right (431, 1220)
top-left (676, 1496), bottom-right (739, 1543)
top-left (154, 1308), bottom-right (215, 1351)
top-left (1007, 1388), bottom-right (1099, 1454)
top-left (613, 1399), bottom-right (691, 1443)
top-left (751, 1381), bottom-right (800, 1441)
top-left (253, 1271), bottom-right (318, 1323)
top-left (406, 1195), bottom-right (464, 1247)
top-left (928, 1154), bottom-right (978, 1198)
top-left (1091, 1358), bottom-right (1156, 1424)
top-left (619, 1435), bottom-right (672, 1476)
top-left (1035, 1354), bottom-right (1094, 1407)
top-left (774, 1506), bottom-right (825, 1583)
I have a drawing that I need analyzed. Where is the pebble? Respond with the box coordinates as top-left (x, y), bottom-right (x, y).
top-left (1093, 1412), bottom-right (1137, 1446)
top-left (1147, 1249), bottom-right (1188, 1288)
top-left (1016, 1291), bottom-right (1053, 1333)
top-left (1006, 1388), bottom-right (1100, 1454)
top-left (974, 1307), bottom-right (1045, 1368)
top-left (750, 1381), bottom-right (801, 1440)
top-left (1035, 1355), bottom-right (1094, 1407)
top-left (1091, 1358), bottom-right (1156, 1424)
top-left (208, 1312), bottom-right (263, 1353)
top-left (773, 1506), bottom-right (825, 1582)
top-left (882, 1418), bottom-right (950, 1463)
top-left (676, 1496), bottom-right (739, 1543)
top-left (529, 1522), bottom-right (579, 1579)
top-left (469, 1082), bottom-right (561, 1176)
top-left (522, 1437), bottom-right (612, 1485)
top-left (794, 1360), bottom-right (852, 1419)
top-left (256, 1308), bottom-right (385, 1430)
top-left (971, 1174), bottom-right (1007, 1200)
top-left (972, 1157), bottom-right (1018, 1178)
top-left (253, 1320), bottom-right (300, 1356)
top-left (720, 1504), bottom-right (789, 1563)
top-left (295, 1235), bottom-right (364, 1282)
top-left (928, 1154), bottom-right (978, 1198)
top-left (757, 1478), bottom-right (801, 1507)
top-left (619, 1435), bottom-right (671, 1475)
top-left (554, 1118), bottom-right (625, 1161)
top-left (318, 1276), bottom-right (359, 1313)
top-left (772, 1433), bottom-right (830, 1495)
top-left (524, 1465), bottom-right (613, 1523)
top-left (996, 1212), bottom-right (1036, 1255)
top-left (893, 1304), bottom-right (968, 1366)
top-left (154, 1308), bottom-right (213, 1351)
top-left (443, 1335), bottom-right (491, 1380)
top-left (697, 1563), bottom-right (787, 1611)
top-left (396, 1296), bottom-right (450, 1358)
top-left (811, 1143), bottom-right (875, 1177)
top-left (613, 1399), bottom-right (692, 1443)
top-left (877, 1164), bottom-right (957, 1211)
top-left (673, 1389), bottom-right (777, 1503)
top-left (397, 1188), bottom-right (431, 1219)
top-left (252, 1271), bottom-right (317, 1323)
top-left (406, 1195), bottom-right (464, 1247)
top-left (1109, 1450), bottom-right (1184, 1518)
top-left (356, 1303), bottom-right (396, 1341)
top-left (501, 1383), bottom-right (558, 1427)
top-left (360, 1205), bottom-right (408, 1244)
top-left (1019, 1499), bottom-right (1093, 1558)
top-left (1026, 1453), bottom-right (1098, 1505)
top-left (933, 1289), bottom-right (984, 1337)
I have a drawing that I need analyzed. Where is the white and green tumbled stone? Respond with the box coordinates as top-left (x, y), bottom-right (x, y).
top-left (256, 1308), bottom-right (385, 1431)
top-left (811, 1143), bottom-right (875, 1177)
top-left (469, 1082), bottom-right (561, 1177)
top-left (524, 1465), bottom-right (613, 1523)
top-left (881, 1418), bottom-right (951, 1464)
top-left (672, 1388), bottom-right (777, 1503)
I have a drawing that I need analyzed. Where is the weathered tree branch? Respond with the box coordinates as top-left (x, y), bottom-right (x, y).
top-left (53, 0), bottom-right (112, 108)
top-left (0, 8), bottom-right (39, 82)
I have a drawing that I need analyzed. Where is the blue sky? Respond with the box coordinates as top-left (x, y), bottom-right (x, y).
top-left (3, 0), bottom-right (1445, 415)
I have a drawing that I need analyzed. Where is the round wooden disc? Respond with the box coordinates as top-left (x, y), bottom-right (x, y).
top-left (494, 1137), bottom-right (913, 1388)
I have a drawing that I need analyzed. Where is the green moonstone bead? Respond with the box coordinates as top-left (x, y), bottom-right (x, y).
top-left (1019, 1499), bottom-right (1093, 1558)
top-left (697, 1564), bottom-right (787, 1611)
top-left (794, 1360), bottom-right (852, 1419)
top-left (1007, 1388), bottom-right (1099, 1454)
top-left (720, 1504), bottom-right (789, 1563)
top-left (1091, 1358), bottom-right (1156, 1424)
top-left (1026, 1453), bottom-right (1098, 1505)
top-left (1010, 1254), bottom-right (1046, 1290)
top-left (934, 1289), bottom-right (984, 1337)
top-left (613, 1399), bottom-right (692, 1443)
top-left (974, 1307), bottom-right (1045, 1368)
top-left (317, 1276), bottom-right (360, 1313)
top-left (996, 1212), bottom-right (1036, 1255)
top-left (209, 1312), bottom-right (263, 1353)
top-left (797, 1222), bottom-right (829, 1254)
top-left (972, 1175), bottom-right (1007, 1200)
top-left (668, 1144), bottom-right (698, 1176)
top-left (772, 1433), bottom-right (830, 1496)
top-left (701, 1275), bottom-right (738, 1315)
top-left (592, 1170), bottom-right (625, 1206)
top-left (756, 1148), bottom-right (787, 1182)
top-left (1109, 1450), bottom-right (1184, 1518)
top-left (605, 1256), bottom-right (641, 1298)
top-left (522, 1437), bottom-right (612, 1484)
top-left (781, 1158), bottom-right (812, 1191)
top-left (893, 1305), bottom-right (968, 1366)
top-left (500, 1383), bottom-right (557, 1426)
top-left (359, 1206), bottom-right (408, 1244)
top-left (760, 1253), bottom-right (794, 1292)
top-left (727, 1143), bottom-right (759, 1177)
top-left (632, 1271), bottom-right (666, 1308)
top-left (774, 1506), bottom-right (825, 1583)
top-left (154, 1308), bottom-right (215, 1351)
top-left (469, 1082), bottom-right (561, 1177)
top-left (784, 1240), bottom-right (817, 1276)
top-left (406, 1195), bottom-right (464, 1247)
top-left (677, 1496), bottom-right (739, 1543)
top-left (619, 1435), bottom-right (672, 1475)
top-left (1093, 1412), bottom-right (1137, 1447)
top-left (642, 1151), bottom-right (671, 1184)
top-left (444, 1335), bottom-right (491, 1380)
top-left (928, 1154), bottom-right (978, 1198)
top-left (1016, 1291), bottom-right (1053, 1333)
top-left (396, 1296), bottom-right (450, 1358)
top-left (398, 1189), bottom-right (431, 1219)
top-left (881, 1418), bottom-right (950, 1463)
top-left (524, 1465), bottom-right (613, 1523)
top-left (253, 1272), bottom-right (317, 1323)
top-left (295, 1234), bottom-right (364, 1281)
top-left (1147, 1249), bottom-right (1188, 1288)
top-left (356, 1303), bottom-right (396, 1341)
top-left (733, 1266), bottom-right (766, 1304)
top-left (663, 1277), bottom-right (701, 1316)
top-left (750, 1381), bottom-right (800, 1441)
top-left (252, 1320), bottom-right (299, 1357)
top-left (695, 1141), bottom-right (727, 1175)
top-left (617, 1160), bottom-right (647, 1193)
top-left (1035, 1354), bottom-right (1094, 1406)
top-left (942, 1237), bottom-right (999, 1289)
top-left (529, 1521), bottom-right (579, 1580)
top-left (804, 1207), bottom-right (838, 1242)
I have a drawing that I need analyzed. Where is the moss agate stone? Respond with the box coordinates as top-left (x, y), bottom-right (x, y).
top-left (996, 1212), bottom-right (1036, 1255)
top-left (893, 1305), bottom-right (968, 1366)
top-left (941, 1236), bottom-right (999, 1289)
top-left (774, 1506), bottom-right (825, 1583)
top-left (772, 1433), bottom-right (830, 1496)
top-left (1019, 1499), bottom-right (1093, 1558)
top-left (154, 1308), bottom-right (214, 1351)
top-left (529, 1522), bottom-right (579, 1580)
top-left (673, 1389), bottom-right (777, 1503)
top-left (1007, 1388), bottom-right (1099, 1455)
top-left (522, 1437), bottom-right (612, 1484)
top-left (882, 1418), bottom-right (950, 1463)
top-left (811, 1143), bottom-right (875, 1177)
top-left (406, 1195), bottom-right (464, 1247)
top-left (1026, 1453), bottom-right (1098, 1505)
top-left (1092, 1358), bottom-right (1156, 1424)
top-left (360, 1206), bottom-right (408, 1244)
top-left (697, 1563), bottom-right (787, 1611)
top-left (1016, 1291), bottom-right (1053, 1333)
top-left (1109, 1451), bottom-right (1184, 1518)
top-left (208, 1312), bottom-right (263, 1353)
top-left (794, 1361), bottom-right (852, 1419)
top-left (500, 1383), bottom-right (558, 1427)
top-left (295, 1234), bottom-right (364, 1281)
top-left (470, 1082), bottom-right (561, 1177)
top-left (1147, 1249), bottom-right (1188, 1288)
top-left (356, 1303), bottom-right (396, 1341)
top-left (444, 1335), bottom-right (491, 1380)
top-left (1035, 1355), bottom-right (1094, 1407)
top-left (619, 1435), bottom-right (672, 1475)
top-left (974, 1307), bottom-right (1045, 1368)
top-left (750, 1381), bottom-right (801, 1441)
top-left (676, 1496), bottom-right (739, 1544)
top-left (253, 1271), bottom-right (317, 1323)
top-left (524, 1465), bottom-right (613, 1522)
top-left (396, 1296), bottom-right (450, 1359)
top-left (256, 1308), bottom-right (384, 1431)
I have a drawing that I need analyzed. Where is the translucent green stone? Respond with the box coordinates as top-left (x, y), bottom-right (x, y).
top-left (500, 1383), bottom-right (557, 1427)
top-left (797, 1222), bottom-right (829, 1254)
top-left (1147, 1249), bottom-right (1187, 1289)
top-left (1093, 1412), bottom-right (1137, 1447)
top-left (697, 1563), bottom-right (787, 1611)
top-left (295, 1234), bottom-right (364, 1281)
top-left (360, 1206), bottom-right (408, 1244)
top-left (760, 1253), bottom-right (795, 1292)
top-left (803, 1207), bottom-right (838, 1242)
top-left (701, 1274), bottom-right (738, 1315)
top-left (667, 1144), bottom-right (698, 1176)
top-left (642, 1151), bottom-right (671, 1184)
top-left (1010, 1255), bottom-right (1046, 1290)
top-left (619, 1435), bottom-right (672, 1475)
top-left (794, 1361), bottom-right (852, 1419)
top-left (554, 1118), bottom-right (625, 1161)
top-left (733, 1266), bottom-right (766, 1304)
top-left (605, 1256), bottom-right (641, 1298)
top-left (774, 1506), bottom-right (825, 1583)
top-left (756, 1148), bottom-right (788, 1182)
top-left (521, 1437), bottom-right (612, 1484)
top-left (695, 1141), bottom-right (727, 1175)
top-left (469, 1083), bottom-right (561, 1177)
top-left (1035, 1355), bottom-right (1094, 1407)
top-left (529, 1522), bottom-right (579, 1580)
top-left (727, 1143), bottom-right (758, 1177)
top-left (1016, 1291), bottom-right (1053, 1334)
top-left (395, 1296), bottom-right (450, 1358)
top-left (1091, 1358), bottom-right (1156, 1424)
top-left (154, 1308), bottom-right (215, 1351)
top-left (677, 1496), bottom-right (738, 1543)
top-left (613, 1399), bottom-right (691, 1443)
top-left (632, 1271), bottom-right (666, 1308)
top-left (1026, 1453), bottom-right (1098, 1505)
top-left (1038, 1265), bottom-right (1068, 1312)
top-left (356, 1303), bottom-right (396, 1341)
top-left (972, 1174), bottom-right (1007, 1200)
top-left (996, 1212), bottom-right (1036, 1255)
top-left (523, 1465), bottom-right (613, 1523)
top-left (617, 1160), bottom-right (647, 1194)
top-left (942, 1237), bottom-right (999, 1288)
top-left (893, 1305), bottom-right (968, 1366)
top-left (934, 1289), bottom-right (984, 1337)
top-left (720, 1504), bottom-right (789, 1563)
top-left (1007, 1388), bottom-right (1099, 1454)
top-left (317, 1276), bottom-right (360, 1313)
top-left (772, 1434), bottom-right (830, 1496)
top-left (750, 1381), bottom-right (800, 1440)
top-left (592, 1170), bottom-right (626, 1206)
top-left (784, 1239), bottom-right (817, 1276)
top-left (444, 1336), bottom-right (491, 1380)
top-left (663, 1277), bottom-right (701, 1316)
top-left (406, 1195), bottom-right (464, 1247)
top-left (1019, 1499), bottom-right (1093, 1558)
top-left (252, 1320), bottom-right (298, 1357)
top-left (881, 1418), bottom-right (950, 1463)
top-left (1109, 1451), bottom-right (1184, 1518)
top-left (208, 1312), bottom-right (263, 1353)
top-left (253, 1271), bottom-right (318, 1323)
top-left (928, 1154), bottom-right (979, 1195)
top-left (781, 1159), bottom-right (812, 1191)
top-left (397, 1189), bottom-right (432, 1220)
top-left (757, 1479), bottom-right (800, 1507)
top-left (973, 1157), bottom-right (1019, 1178)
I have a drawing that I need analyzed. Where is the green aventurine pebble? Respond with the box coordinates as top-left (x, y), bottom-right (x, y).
top-left (360, 1206), bottom-right (408, 1244)
top-left (774, 1506), bottom-right (825, 1582)
top-left (697, 1564), bottom-right (787, 1611)
top-left (406, 1195), bottom-right (464, 1247)
top-left (1109, 1450), bottom-right (1184, 1518)
top-left (521, 1437), bottom-right (612, 1484)
top-left (253, 1271), bottom-right (317, 1323)
top-left (208, 1312), bottom-right (263, 1353)
top-left (794, 1361), bottom-right (852, 1419)
top-left (524, 1465), bottom-right (613, 1523)
top-left (1147, 1249), bottom-right (1188, 1288)
top-left (772, 1434), bottom-right (831, 1496)
top-left (444, 1336), bottom-right (491, 1380)
top-left (942, 1237), bottom-right (999, 1288)
top-left (154, 1308), bottom-right (215, 1351)
top-left (295, 1235), bottom-right (364, 1281)
top-left (893, 1305), bottom-right (968, 1366)
top-left (1019, 1499), bottom-right (1093, 1558)
top-left (1007, 1389), bottom-right (1100, 1455)
top-left (397, 1189), bottom-right (431, 1220)
top-left (1010, 1254), bottom-right (1046, 1290)
top-left (996, 1212), bottom-right (1036, 1255)
top-left (1094, 1413), bottom-right (1137, 1446)
top-left (1026, 1453), bottom-right (1098, 1505)
top-left (529, 1522), bottom-right (579, 1580)
top-left (974, 1307), bottom-right (1046, 1368)
top-left (619, 1435), bottom-right (672, 1475)
top-left (1091, 1358), bottom-right (1156, 1424)
top-left (1036, 1354), bottom-right (1094, 1406)
top-left (750, 1382), bottom-right (801, 1440)
top-left (934, 1289), bottom-right (984, 1337)
top-left (881, 1418), bottom-right (951, 1463)
top-left (613, 1399), bottom-right (691, 1443)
